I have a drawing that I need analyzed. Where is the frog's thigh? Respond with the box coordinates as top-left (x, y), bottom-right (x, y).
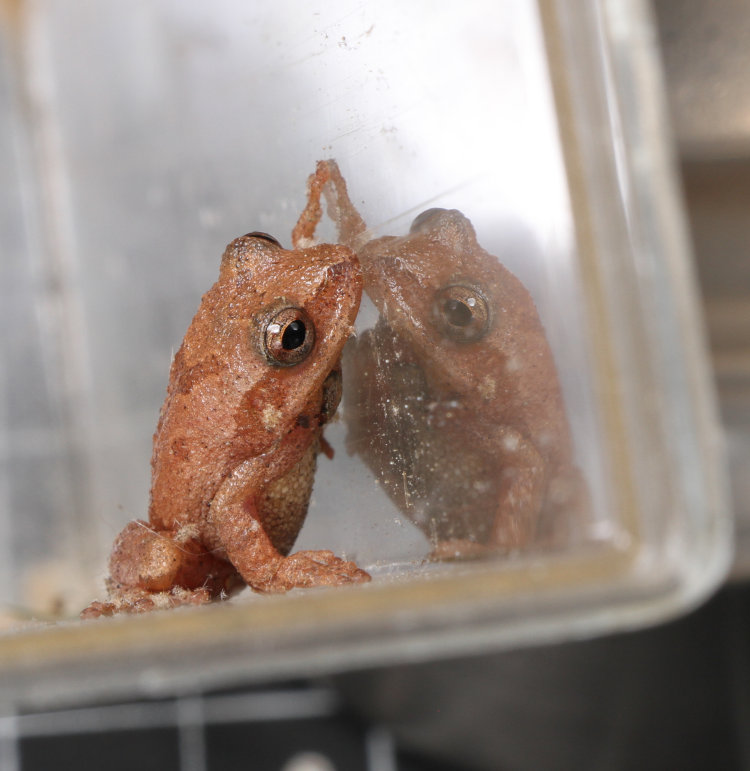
top-left (208, 459), bottom-right (284, 589)
top-left (488, 428), bottom-right (547, 551)
top-left (108, 519), bottom-right (211, 592)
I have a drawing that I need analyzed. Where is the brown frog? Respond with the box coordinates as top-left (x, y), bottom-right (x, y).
top-left (83, 221), bottom-right (370, 618)
top-left (301, 160), bottom-right (587, 558)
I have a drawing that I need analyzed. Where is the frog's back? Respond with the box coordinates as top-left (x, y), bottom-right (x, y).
top-left (148, 288), bottom-right (255, 533)
top-left (146, 233), bottom-right (363, 537)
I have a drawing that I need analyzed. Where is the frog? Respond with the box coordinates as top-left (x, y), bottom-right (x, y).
top-left (299, 159), bottom-right (588, 559)
top-left (82, 219), bottom-right (370, 618)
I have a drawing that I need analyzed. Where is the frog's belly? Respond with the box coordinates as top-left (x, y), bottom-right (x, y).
top-left (344, 328), bottom-right (501, 544)
top-left (256, 439), bottom-right (318, 555)
top-left (379, 436), bottom-right (502, 544)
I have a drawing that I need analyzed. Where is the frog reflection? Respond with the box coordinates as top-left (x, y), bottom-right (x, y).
top-left (301, 160), bottom-right (588, 558)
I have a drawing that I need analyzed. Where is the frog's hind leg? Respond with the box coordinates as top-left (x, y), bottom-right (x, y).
top-left (486, 428), bottom-right (548, 552)
top-left (430, 425), bottom-right (547, 558)
top-left (81, 520), bottom-right (241, 618)
top-left (209, 456), bottom-right (371, 593)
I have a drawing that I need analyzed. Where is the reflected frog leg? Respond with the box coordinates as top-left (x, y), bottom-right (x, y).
top-left (487, 426), bottom-right (548, 551)
top-left (429, 426), bottom-right (548, 560)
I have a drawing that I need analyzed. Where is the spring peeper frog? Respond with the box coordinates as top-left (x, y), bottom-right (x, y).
top-left (301, 160), bottom-right (588, 558)
top-left (83, 223), bottom-right (370, 617)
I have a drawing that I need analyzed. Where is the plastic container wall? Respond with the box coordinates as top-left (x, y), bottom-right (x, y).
top-left (0, 0), bottom-right (731, 706)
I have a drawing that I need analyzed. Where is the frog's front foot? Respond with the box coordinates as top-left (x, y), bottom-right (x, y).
top-left (267, 550), bottom-right (371, 592)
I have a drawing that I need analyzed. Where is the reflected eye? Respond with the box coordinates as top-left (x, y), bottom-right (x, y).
top-left (245, 232), bottom-right (283, 248)
top-left (262, 307), bottom-right (315, 366)
top-left (410, 208), bottom-right (446, 233)
top-left (433, 284), bottom-right (490, 343)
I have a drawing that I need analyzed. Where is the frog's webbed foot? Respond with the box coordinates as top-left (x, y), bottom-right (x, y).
top-left (267, 550), bottom-right (371, 593)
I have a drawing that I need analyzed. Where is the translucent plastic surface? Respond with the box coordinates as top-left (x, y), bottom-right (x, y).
top-left (0, 0), bottom-right (731, 704)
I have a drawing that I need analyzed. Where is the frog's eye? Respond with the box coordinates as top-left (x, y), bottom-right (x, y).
top-left (433, 284), bottom-right (490, 343)
top-left (410, 208), bottom-right (446, 233)
top-left (262, 307), bottom-right (316, 366)
top-left (245, 232), bottom-right (283, 248)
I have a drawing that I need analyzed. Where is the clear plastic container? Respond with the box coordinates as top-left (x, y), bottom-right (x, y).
top-left (0, 0), bottom-right (731, 706)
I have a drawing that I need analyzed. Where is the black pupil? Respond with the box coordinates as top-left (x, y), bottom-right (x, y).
top-left (282, 319), bottom-right (306, 350)
top-left (444, 298), bottom-right (473, 327)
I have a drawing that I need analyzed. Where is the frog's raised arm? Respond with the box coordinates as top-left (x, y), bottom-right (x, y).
top-left (292, 159), bottom-right (369, 251)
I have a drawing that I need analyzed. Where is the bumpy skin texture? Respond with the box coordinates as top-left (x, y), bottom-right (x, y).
top-left (307, 160), bottom-right (588, 557)
top-left (83, 232), bottom-right (369, 618)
